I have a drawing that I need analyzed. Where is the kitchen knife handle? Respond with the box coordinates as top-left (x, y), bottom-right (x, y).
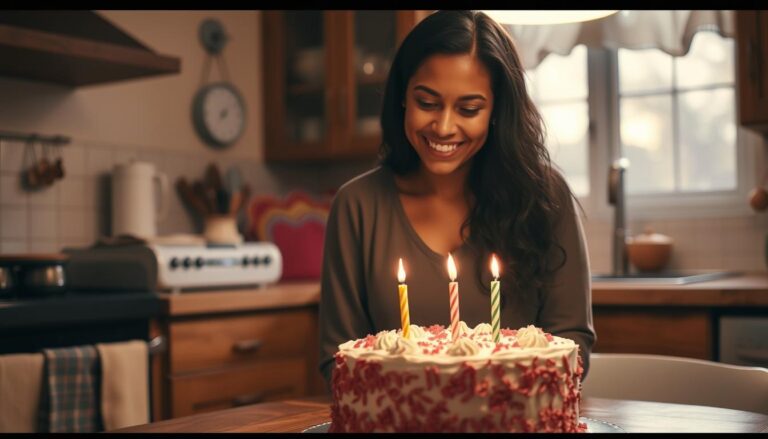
top-left (232, 338), bottom-right (263, 354)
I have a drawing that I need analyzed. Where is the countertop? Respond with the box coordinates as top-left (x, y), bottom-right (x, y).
top-left (156, 272), bottom-right (768, 317)
top-left (158, 281), bottom-right (321, 317)
top-left (113, 396), bottom-right (768, 433)
top-left (592, 271), bottom-right (768, 306)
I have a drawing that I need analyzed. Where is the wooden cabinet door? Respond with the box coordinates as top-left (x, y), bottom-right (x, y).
top-left (262, 10), bottom-right (430, 162)
top-left (736, 10), bottom-right (768, 132)
top-left (592, 307), bottom-right (713, 360)
top-left (262, 11), bottom-right (337, 161)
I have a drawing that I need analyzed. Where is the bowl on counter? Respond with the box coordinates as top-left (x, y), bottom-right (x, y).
top-left (626, 228), bottom-right (673, 272)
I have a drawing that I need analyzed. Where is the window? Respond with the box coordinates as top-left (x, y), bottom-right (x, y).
top-left (618, 31), bottom-right (737, 195)
top-left (525, 45), bottom-right (590, 197)
top-left (524, 30), bottom-right (748, 218)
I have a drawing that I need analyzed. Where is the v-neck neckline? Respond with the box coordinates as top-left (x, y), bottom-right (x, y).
top-left (382, 167), bottom-right (471, 264)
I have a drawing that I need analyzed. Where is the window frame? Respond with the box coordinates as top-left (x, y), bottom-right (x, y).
top-left (576, 44), bottom-right (757, 222)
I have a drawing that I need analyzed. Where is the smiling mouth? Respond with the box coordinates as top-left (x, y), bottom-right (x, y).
top-left (426, 137), bottom-right (462, 153)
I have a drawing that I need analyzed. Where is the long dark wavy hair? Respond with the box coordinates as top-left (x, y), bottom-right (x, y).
top-left (380, 10), bottom-right (574, 298)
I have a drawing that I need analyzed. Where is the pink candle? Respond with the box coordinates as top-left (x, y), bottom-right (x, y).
top-left (447, 254), bottom-right (460, 341)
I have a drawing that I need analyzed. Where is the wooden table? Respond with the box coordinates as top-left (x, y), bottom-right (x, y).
top-left (114, 396), bottom-right (768, 433)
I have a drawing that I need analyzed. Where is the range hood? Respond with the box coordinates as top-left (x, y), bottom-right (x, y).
top-left (0, 10), bottom-right (180, 86)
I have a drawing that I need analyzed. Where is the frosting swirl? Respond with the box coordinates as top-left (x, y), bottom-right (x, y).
top-left (516, 325), bottom-right (549, 348)
top-left (409, 325), bottom-right (428, 339)
top-left (374, 330), bottom-right (398, 351)
top-left (446, 337), bottom-right (481, 356)
top-left (458, 321), bottom-right (472, 337)
top-left (474, 323), bottom-right (492, 335)
top-left (389, 336), bottom-right (419, 355)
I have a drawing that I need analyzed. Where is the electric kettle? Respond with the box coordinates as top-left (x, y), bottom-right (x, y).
top-left (111, 160), bottom-right (169, 239)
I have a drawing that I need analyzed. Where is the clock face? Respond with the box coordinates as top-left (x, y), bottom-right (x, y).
top-left (193, 82), bottom-right (246, 148)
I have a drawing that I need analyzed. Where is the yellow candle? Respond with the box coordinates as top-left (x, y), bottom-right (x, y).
top-left (447, 254), bottom-right (460, 341)
top-left (398, 258), bottom-right (410, 339)
top-left (490, 254), bottom-right (501, 343)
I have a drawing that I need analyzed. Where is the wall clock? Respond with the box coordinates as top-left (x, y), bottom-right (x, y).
top-left (192, 82), bottom-right (246, 148)
top-left (192, 18), bottom-right (246, 149)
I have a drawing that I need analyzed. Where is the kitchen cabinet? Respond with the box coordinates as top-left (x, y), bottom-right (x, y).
top-left (736, 10), bottom-right (768, 133)
top-left (590, 273), bottom-right (768, 362)
top-left (261, 10), bottom-right (431, 162)
top-left (0, 11), bottom-right (180, 86)
top-left (592, 308), bottom-right (713, 360)
top-left (152, 282), bottom-right (325, 420)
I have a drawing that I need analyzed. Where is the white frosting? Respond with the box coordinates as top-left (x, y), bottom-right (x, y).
top-left (338, 321), bottom-right (574, 365)
top-left (516, 324), bottom-right (549, 348)
top-left (458, 321), bottom-right (472, 337)
top-left (374, 330), bottom-right (398, 351)
top-left (389, 336), bottom-right (419, 355)
top-left (409, 324), bottom-right (428, 339)
top-left (446, 336), bottom-right (481, 356)
top-left (474, 322), bottom-right (492, 334)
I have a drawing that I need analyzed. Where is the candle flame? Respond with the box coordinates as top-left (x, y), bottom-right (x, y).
top-left (447, 253), bottom-right (457, 281)
top-left (491, 254), bottom-right (500, 279)
top-left (398, 258), bottom-right (406, 283)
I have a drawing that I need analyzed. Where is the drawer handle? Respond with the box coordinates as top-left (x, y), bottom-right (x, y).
top-left (232, 339), bottom-right (263, 354)
top-left (233, 392), bottom-right (264, 406)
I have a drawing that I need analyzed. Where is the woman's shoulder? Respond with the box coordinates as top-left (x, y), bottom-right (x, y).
top-left (548, 166), bottom-right (574, 204)
top-left (332, 165), bottom-right (394, 207)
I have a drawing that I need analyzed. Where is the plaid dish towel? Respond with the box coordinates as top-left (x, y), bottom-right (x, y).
top-left (38, 345), bottom-right (103, 433)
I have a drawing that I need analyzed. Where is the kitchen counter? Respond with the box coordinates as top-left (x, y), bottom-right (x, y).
top-left (592, 272), bottom-right (768, 306)
top-left (152, 272), bottom-right (768, 315)
top-left (157, 281), bottom-right (321, 316)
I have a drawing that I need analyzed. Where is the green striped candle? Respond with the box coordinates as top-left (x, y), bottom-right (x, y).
top-left (490, 254), bottom-right (501, 343)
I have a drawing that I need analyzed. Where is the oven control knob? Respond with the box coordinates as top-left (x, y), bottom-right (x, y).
top-left (195, 257), bottom-right (204, 269)
top-left (169, 257), bottom-right (180, 270)
top-left (182, 257), bottom-right (192, 269)
top-left (263, 256), bottom-right (272, 266)
top-left (242, 256), bottom-right (249, 267)
top-left (251, 256), bottom-right (260, 266)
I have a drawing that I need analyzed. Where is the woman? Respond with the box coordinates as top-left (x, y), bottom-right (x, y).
top-left (318, 10), bottom-right (595, 387)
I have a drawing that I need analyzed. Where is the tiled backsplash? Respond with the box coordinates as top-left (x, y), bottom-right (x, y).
top-left (0, 138), bottom-right (372, 253)
top-left (1, 138), bottom-right (767, 273)
top-left (584, 216), bottom-right (768, 273)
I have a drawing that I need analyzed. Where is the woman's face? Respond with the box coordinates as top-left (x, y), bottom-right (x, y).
top-left (404, 53), bottom-right (494, 177)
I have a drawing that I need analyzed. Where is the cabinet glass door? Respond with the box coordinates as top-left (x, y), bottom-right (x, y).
top-left (352, 11), bottom-right (397, 141)
top-left (283, 11), bottom-right (328, 146)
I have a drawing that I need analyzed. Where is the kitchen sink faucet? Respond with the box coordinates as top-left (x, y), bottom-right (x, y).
top-left (608, 158), bottom-right (630, 276)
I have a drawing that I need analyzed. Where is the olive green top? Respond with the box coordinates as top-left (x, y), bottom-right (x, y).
top-left (317, 166), bottom-right (595, 386)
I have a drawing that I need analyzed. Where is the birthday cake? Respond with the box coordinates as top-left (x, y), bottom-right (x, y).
top-left (329, 322), bottom-right (585, 433)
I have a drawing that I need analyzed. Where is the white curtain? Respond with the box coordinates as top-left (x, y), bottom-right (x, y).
top-left (503, 10), bottom-right (735, 70)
